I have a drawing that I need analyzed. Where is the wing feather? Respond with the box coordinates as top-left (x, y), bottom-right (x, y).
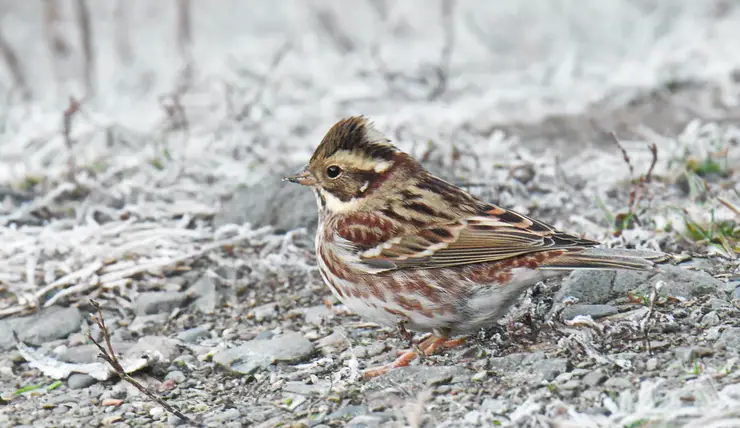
top-left (359, 206), bottom-right (599, 271)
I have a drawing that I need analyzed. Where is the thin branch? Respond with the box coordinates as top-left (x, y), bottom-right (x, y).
top-left (75, 0), bottom-right (95, 97)
top-left (175, 0), bottom-right (193, 91)
top-left (114, 0), bottom-right (133, 65)
top-left (0, 28), bottom-right (31, 100)
top-left (427, 0), bottom-right (456, 100)
top-left (88, 300), bottom-right (193, 424)
top-left (63, 96), bottom-right (82, 181)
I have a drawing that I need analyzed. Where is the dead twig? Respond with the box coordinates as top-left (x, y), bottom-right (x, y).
top-left (640, 280), bottom-right (663, 354)
top-left (88, 300), bottom-right (193, 424)
top-left (175, 0), bottom-right (193, 91)
top-left (0, 28), bottom-right (31, 100)
top-left (113, 0), bottom-right (133, 65)
top-left (63, 97), bottom-right (82, 180)
top-left (75, 0), bottom-right (95, 97)
top-left (427, 0), bottom-right (456, 100)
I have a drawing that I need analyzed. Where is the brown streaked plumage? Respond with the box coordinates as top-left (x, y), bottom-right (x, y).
top-left (284, 116), bottom-right (666, 378)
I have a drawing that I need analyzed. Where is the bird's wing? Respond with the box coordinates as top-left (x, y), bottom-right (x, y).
top-left (359, 204), bottom-right (599, 271)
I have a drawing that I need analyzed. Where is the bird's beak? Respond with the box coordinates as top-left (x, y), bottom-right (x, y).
top-left (282, 165), bottom-right (316, 186)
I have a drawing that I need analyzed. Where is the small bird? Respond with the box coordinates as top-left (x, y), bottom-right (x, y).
top-left (284, 116), bottom-right (663, 378)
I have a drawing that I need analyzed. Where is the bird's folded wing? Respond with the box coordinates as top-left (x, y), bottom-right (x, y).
top-left (359, 211), bottom-right (597, 271)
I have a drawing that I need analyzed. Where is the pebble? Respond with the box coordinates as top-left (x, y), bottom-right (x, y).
top-left (561, 380), bottom-right (581, 390)
top-left (316, 328), bottom-right (349, 355)
top-left (559, 265), bottom-right (725, 305)
top-left (604, 377), bottom-right (632, 389)
top-left (135, 291), bottom-right (187, 315)
top-left (165, 371), bottom-right (186, 383)
top-left (326, 405), bottom-right (368, 421)
top-left (67, 373), bottom-right (97, 389)
top-left (249, 303), bottom-right (279, 322)
top-left (0, 306), bottom-right (83, 350)
top-left (213, 331), bottom-right (314, 375)
top-left (346, 414), bottom-right (392, 428)
top-left (560, 304), bottom-right (618, 321)
top-left (701, 311), bottom-right (721, 326)
top-left (675, 346), bottom-right (715, 362)
top-left (188, 275), bottom-right (220, 314)
top-left (303, 305), bottom-right (334, 326)
top-left (717, 327), bottom-right (740, 351)
top-left (177, 326), bottom-right (211, 343)
top-left (646, 358), bottom-right (660, 371)
top-left (582, 369), bottom-right (607, 387)
top-left (472, 371), bottom-right (488, 382)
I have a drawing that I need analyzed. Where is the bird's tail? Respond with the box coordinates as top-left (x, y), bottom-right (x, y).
top-left (540, 248), bottom-right (669, 272)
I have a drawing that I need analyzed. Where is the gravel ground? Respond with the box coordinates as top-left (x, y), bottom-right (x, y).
top-left (1, 1), bottom-right (740, 427)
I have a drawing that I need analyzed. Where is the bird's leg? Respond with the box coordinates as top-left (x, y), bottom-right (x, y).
top-left (363, 329), bottom-right (467, 379)
top-left (396, 319), bottom-right (415, 348)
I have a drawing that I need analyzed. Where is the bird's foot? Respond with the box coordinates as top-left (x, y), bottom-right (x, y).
top-left (362, 334), bottom-right (466, 379)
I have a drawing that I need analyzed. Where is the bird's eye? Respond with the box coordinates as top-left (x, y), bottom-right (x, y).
top-left (326, 165), bottom-right (342, 179)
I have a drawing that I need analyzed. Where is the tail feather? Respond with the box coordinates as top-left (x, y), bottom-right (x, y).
top-left (541, 248), bottom-right (667, 271)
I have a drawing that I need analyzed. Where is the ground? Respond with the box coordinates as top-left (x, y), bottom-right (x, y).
top-left (0, 1), bottom-right (739, 427)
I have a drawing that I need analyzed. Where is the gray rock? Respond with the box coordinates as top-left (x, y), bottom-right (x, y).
top-left (604, 377), bottom-right (632, 389)
top-left (716, 327), bottom-right (740, 352)
top-left (317, 328), bottom-right (349, 355)
top-left (67, 373), bottom-right (97, 389)
top-left (675, 346), bottom-right (715, 362)
top-left (346, 414), bottom-right (393, 428)
top-left (303, 305), bottom-right (334, 326)
top-left (701, 311), bottom-right (721, 326)
top-left (134, 292), bottom-right (187, 315)
top-left (250, 303), bottom-right (279, 322)
top-left (558, 265), bottom-right (724, 304)
top-left (213, 331), bottom-right (315, 375)
top-left (582, 369), bottom-right (607, 387)
top-left (205, 408), bottom-right (240, 425)
top-left (188, 275), bottom-right (219, 314)
top-left (480, 398), bottom-right (508, 414)
top-left (165, 370), bottom-right (186, 383)
top-left (124, 336), bottom-right (181, 363)
top-left (531, 358), bottom-right (570, 381)
top-left (0, 306), bottom-right (83, 350)
top-left (326, 405), bottom-right (368, 422)
top-left (213, 166), bottom-right (319, 233)
top-left (646, 358), bottom-right (659, 371)
top-left (57, 342), bottom-right (134, 363)
top-left (177, 326), bottom-right (211, 343)
top-left (129, 313), bottom-right (168, 333)
top-left (733, 285), bottom-right (740, 301)
top-left (561, 380), bottom-right (581, 390)
top-left (368, 365), bottom-right (471, 387)
top-left (560, 304), bottom-right (618, 320)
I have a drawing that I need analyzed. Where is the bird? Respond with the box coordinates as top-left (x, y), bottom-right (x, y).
top-left (283, 116), bottom-right (664, 378)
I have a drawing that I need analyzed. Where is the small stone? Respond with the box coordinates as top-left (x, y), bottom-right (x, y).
top-left (733, 285), bottom-right (740, 301)
top-left (427, 373), bottom-right (453, 386)
top-left (346, 414), bottom-right (392, 428)
top-left (675, 346), bottom-right (715, 362)
top-left (604, 377), bottom-right (632, 389)
top-left (709, 298), bottom-right (730, 309)
top-left (326, 405), bottom-right (368, 421)
top-left (213, 332), bottom-right (315, 375)
top-left (531, 358), bottom-right (569, 381)
top-left (165, 370), bottom-right (186, 383)
top-left (205, 408), bottom-right (240, 424)
top-left (149, 406), bottom-right (165, 418)
top-left (0, 306), bottom-right (84, 350)
top-left (188, 275), bottom-right (219, 314)
top-left (303, 305), bottom-right (334, 326)
top-left (254, 331), bottom-right (275, 340)
top-left (701, 311), bottom-right (721, 326)
top-left (135, 292), bottom-right (187, 315)
top-left (646, 358), bottom-right (659, 371)
top-left (717, 327), bottom-right (740, 351)
top-left (481, 398), bottom-right (507, 414)
top-left (472, 371), bottom-right (488, 382)
top-left (129, 313), bottom-right (168, 333)
top-left (68, 373), bottom-right (97, 389)
top-left (317, 328), bottom-right (349, 355)
top-left (561, 380), bottom-right (581, 390)
top-left (560, 304), bottom-right (618, 321)
top-left (249, 303), bottom-right (279, 322)
top-left (177, 326), bottom-right (211, 343)
top-left (582, 369), bottom-right (607, 387)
